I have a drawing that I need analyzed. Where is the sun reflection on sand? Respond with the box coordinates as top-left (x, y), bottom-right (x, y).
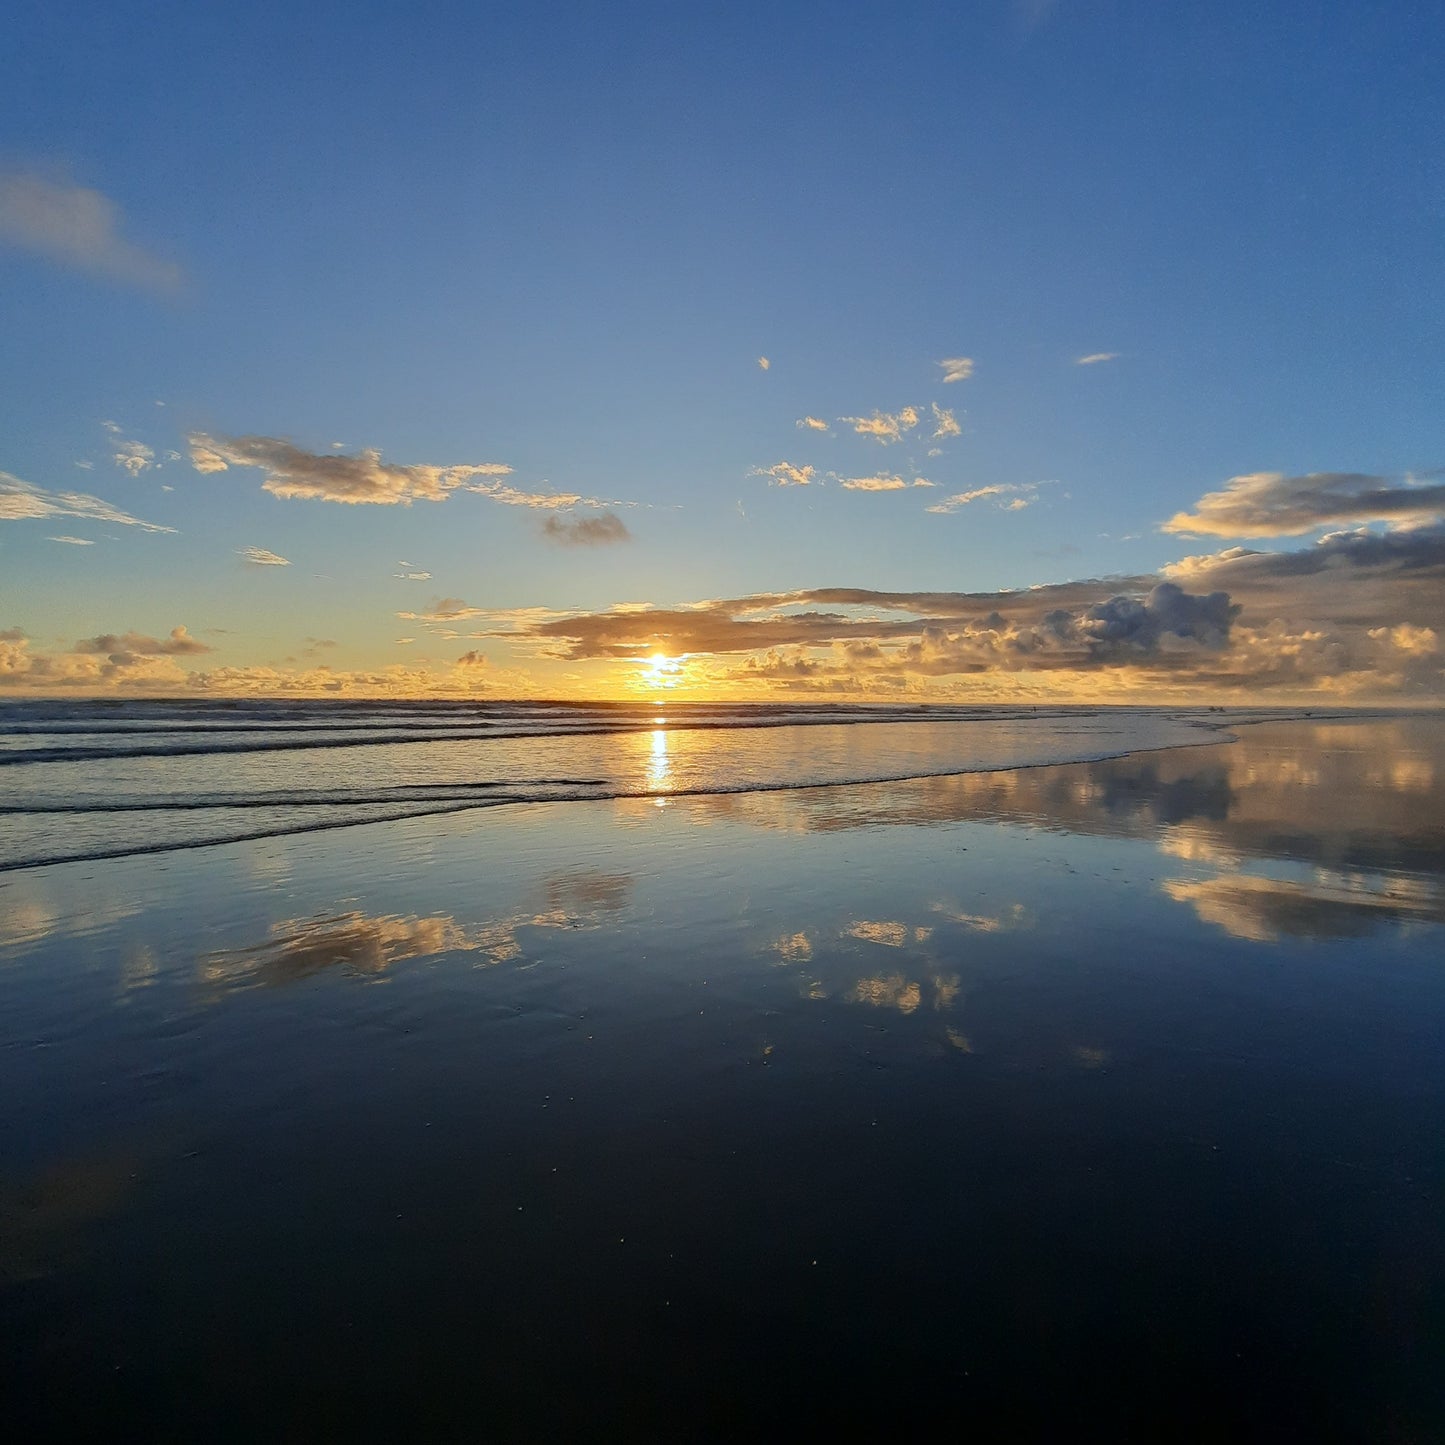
top-left (647, 727), bottom-right (671, 793)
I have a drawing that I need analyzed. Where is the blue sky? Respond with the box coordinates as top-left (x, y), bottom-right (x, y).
top-left (2, 0), bottom-right (1441, 699)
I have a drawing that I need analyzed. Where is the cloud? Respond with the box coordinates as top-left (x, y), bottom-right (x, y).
top-left (757, 356), bottom-right (770, 370)
top-left (837, 407), bottom-right (920, 443)
top-left (456, 649), bottom-right (488, 667)
top-left (1, 634), bottom-right (192, 691)
top-left (930, 403), bottom-right (961, 440)
top-left (753, 461), bottom-right (815, 487)
top-left (112, 439), bottom-right (155, 476)
top-left (507, 580), bottom-right (1237, 672)
top-left (838, 475), bottom-right (936, 492)
top-left (0, 170), bottom-right (183, 292)
top-left (236, 546), bottom-right (290, 566)
top-left (1075, 352), bottom-right (1119, 366)
top-left (497, 535), bottom-right (1445, 697)
top-left (1163, 471), bottom-right (1445, 538)
top-left (187, 434), bottom-right (517, 506)
top-left (73, 626), bottom-right (211, 657)
top-left (48, 535), bottom-right (95, 545)
top-left (938, 358), bottom-right (974, 383)
top-left (925, 482), bottom-right (1045, 514)
top-left (541, 512), bottom-right (631, 546)
top-left (396, 597), bottom-right (485, 623)
top-left (0, 472), bottom-right (176, 532)
top-left (393, 570), bottom-right (431, 580)
top-left (796, 416), bottom-right (830, 432)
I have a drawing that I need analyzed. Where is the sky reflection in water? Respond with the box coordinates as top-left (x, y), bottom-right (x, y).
top-left (1, 717), bottom-right (1442, 1438)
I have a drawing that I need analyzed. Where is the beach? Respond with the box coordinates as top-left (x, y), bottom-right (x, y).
top-left (2, 709), bottom-right (1442, 1437)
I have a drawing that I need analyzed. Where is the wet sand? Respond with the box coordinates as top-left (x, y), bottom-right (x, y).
top-left (2, 717), bottom-right (1442, 1438)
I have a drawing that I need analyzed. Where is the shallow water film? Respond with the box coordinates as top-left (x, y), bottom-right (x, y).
top-left (2, 715), bottom-right (1442, 1438)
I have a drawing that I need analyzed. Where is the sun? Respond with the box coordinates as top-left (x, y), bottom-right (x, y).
top-left (639, 653), bottom-right (684, 690)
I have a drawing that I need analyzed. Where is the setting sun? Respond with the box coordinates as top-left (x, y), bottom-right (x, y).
top-left (639, 653), bottom-right (684, 689)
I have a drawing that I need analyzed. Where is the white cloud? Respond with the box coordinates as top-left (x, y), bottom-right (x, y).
top-left (925, 482), bottom-right (1046, 514)
top-left (47, 534), bottom-right (94, 545)
top-left (757, 356), bottom-right (770, 370)
top-left (839, 475), bottom-right (937, 492)
top-left (753, 461), bottom-right (816, 487)
top-left (930, 403), bottom-right (961, 439)
top-left (938, 358), bottom-right (974, 383)
top-left (837, 407), bottom-right (920, 443)
top-left (0, 170), bottom-right (183, 292)
top-left (796, 416), bottom-right (830, 432)
top-left (0, 471), bottom-right (176, 532)
top-left (236, 546), bottom-right (291, 566)
top-left (112, 439), bottom-right (155, 476)
top-left (1075, 352), bottom-right (1119, 366)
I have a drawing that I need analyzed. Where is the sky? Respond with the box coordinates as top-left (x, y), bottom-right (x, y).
top-left (1, 0), bottom-right (1441, 702)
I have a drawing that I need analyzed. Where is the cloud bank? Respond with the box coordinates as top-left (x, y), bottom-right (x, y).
top-left (1163, 471), bottom-right (1445, 538)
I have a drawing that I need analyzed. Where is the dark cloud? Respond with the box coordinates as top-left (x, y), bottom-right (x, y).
top-left (189, 434), bottom-right (514, 505)
top-left (541, 512), bottom-right (631, 546)
top-left (73, 626), bottom-right (211, 657)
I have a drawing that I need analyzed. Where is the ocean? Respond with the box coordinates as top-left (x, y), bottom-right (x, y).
top-left (2, 705), bottom-right (1442, 1437)
top-left (1, 697), bottom-right (1310, 872)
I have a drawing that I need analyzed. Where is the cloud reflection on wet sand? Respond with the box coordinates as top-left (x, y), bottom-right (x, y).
top-left (199, 869), bottom-right (634, 991)
top-left (707, 718), bottom-right (1445, 943)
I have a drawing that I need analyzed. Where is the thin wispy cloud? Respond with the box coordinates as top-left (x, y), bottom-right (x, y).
top-left (48, 534), bottom-right (95, 545)
top-left (937, 358), bottom-right (974, 383)
top-left (839, 475), bottom-right (936, 492)
top-left (796, 416), bottom-right (830, 432)
top-left (0, 170), bottom-right (184, 292)
top-left (753, 462), bottom-right (816, 487)
top-left (1075, 352), bottom-right (1119, 366)
top-left (925, 482), bottom-right (1045, 514)
top-left (236, 546), bottom-right (291, 566)
top-left (541, 512), bottom-right (631, 546)
top-left (1163, 471), bottom-right (1445, 538)
top-left (397, 597), bottom-right (485, 623)
top-left (837, 407), bottom-right (920, 443)
top-left (0, 471), bottom-right (176, 532)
